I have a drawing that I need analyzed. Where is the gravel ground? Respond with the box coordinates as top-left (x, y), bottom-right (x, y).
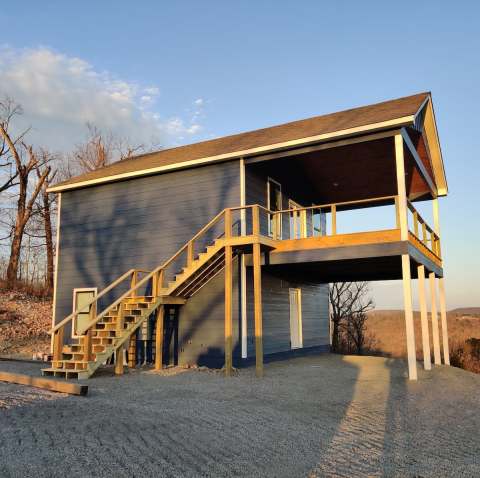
top-left (0, 355), bottom-right (479, 478)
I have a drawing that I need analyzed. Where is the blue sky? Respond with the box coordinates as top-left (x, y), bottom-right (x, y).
top-left (1, 1), bottom-right (479, 308)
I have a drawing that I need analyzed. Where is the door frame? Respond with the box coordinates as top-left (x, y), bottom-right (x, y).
top-left (289, 287), bottom-right (303, 349)
top-left (267, 177), bottom-right (283, 239)
top-left (71, 287), bottom-right (97, 338)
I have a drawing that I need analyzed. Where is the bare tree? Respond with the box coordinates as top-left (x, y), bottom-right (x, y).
top-left (36, 153), bottom-right (57, 294)
top-left (68, 123), bottom-right (145, 176)
top-left (0, 97), bottom-right (25, 194)
top-left (329, 282), bottom-right (374, 354)
top-left (0, 111), bottom-right (51, 287)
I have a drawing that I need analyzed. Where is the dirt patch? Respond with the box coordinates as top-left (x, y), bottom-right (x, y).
top-left (0, 291), bottom-right (52, 358)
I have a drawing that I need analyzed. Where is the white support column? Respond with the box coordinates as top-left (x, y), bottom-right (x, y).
top-left (239, 158), bottom-right (248, 359)
top-left (395, 135), bottom-right (409, 241)
top-left (417, 265), bottom-right (432, 370)
top-left (438, 277), bottom-right (450, 365)
top-left (429, 272), bottom-right (442, 365)
top-left (402, 255), bottom-right (418, 380)
top-left (395, 134), bottom-right (417, 380)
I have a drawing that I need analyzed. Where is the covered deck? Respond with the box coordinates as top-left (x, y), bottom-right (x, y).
top-left (237, 98), bottom-right (449, 380)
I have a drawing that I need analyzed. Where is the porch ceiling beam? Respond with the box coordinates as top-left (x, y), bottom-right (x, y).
top-left (244, 129), bottom-right (402, 164)
top-left (400, 127), bottom-right (437, 198)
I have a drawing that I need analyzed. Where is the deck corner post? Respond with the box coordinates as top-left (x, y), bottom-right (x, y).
top-left (224, 244), bottom-right (233, 377)
top-left (417, 265), bottom-right (432, 370)
top-left (438, 277), bottom-right (450, 365)
top-left (252, 205), bottom-right (260, 237)
top-left (155, 305), bottom-right (165, 370)
top-left (253, 242), bottom-right (264, 378)
top-left (429, 272), bottom-right (442, 365)
top-left (401, 254), bottom-right (417, 380)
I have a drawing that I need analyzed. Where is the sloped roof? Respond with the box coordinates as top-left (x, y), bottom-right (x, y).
top-left (50, 92), bottom-right (431, 192)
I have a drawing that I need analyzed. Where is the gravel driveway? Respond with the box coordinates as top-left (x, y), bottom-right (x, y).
top-left (0, 355), bottom-right (479, 477)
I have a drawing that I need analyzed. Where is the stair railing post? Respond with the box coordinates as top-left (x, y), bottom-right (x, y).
top-left (187, 241), bottom-right (194, 267)
top-left (53, 324), bottom-right (64, 362)
top-left (115, 301), bottom-right (125, 375)
top-left (158, 269), bottom-right (164, 292)
top-left (152, 272), bottom-right (158, 297)
top-left (130, 270), bottom-right (137, 298)
top-left (224, 208), bottom-right (232, 239)
top-left (84, 300), bottom-right (95, 362)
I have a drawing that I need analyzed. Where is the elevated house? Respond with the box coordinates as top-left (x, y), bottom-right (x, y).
top-left (44, 92), bottom-right (449, 381)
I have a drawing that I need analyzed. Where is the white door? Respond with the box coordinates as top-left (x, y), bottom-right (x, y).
top-left (289, 288), bottom-right (303, 349)
top-left (72, 288), bottom-right (97, 337)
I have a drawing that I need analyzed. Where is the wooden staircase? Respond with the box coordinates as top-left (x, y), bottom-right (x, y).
top-left (42, 234), bottom-right (242, 379)
top-left (43, 296), bottom-right (160, 379)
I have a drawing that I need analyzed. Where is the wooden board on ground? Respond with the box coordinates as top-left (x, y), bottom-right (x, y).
top-left (0, 371), bottom-right (88, 396)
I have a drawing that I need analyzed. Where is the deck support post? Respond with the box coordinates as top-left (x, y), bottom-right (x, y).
top-left (429, 272), bottom-right (442, 365)
top-left (438, 277), bottom-right (450, 365)
top-left (401, 255), bottom-right (418, 380)
top-left (224, 244), bottom-right (233, 376)
top-left (115, 344), bottom-right (124, 375)
top-left (417, 265), bottom-right (431, 370)
top-left (396, 134), bottom-right (417, 380)
top-left (253, 241), bottom-right (264, 378)
top-left (155, 305), bottom-right (165, 370)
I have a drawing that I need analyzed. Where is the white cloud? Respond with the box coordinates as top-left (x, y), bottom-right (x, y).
top-left (0, 46), bottom-right (205, 152)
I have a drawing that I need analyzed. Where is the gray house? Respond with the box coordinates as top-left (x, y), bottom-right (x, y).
top-left (44, 92), bottom-right (450, 381)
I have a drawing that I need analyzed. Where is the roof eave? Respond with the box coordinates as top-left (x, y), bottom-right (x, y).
top-left (47, 115), bottom-right (415, 193)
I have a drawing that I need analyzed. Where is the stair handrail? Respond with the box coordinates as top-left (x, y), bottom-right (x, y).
top-left (50, 268), bottom-right (136, 334)
top-left (76, 263), bottom-right (164, 335)
top-left (76, 206), bottom-right (236, 336)
top-left (53, 204), bottom-right (259, 339)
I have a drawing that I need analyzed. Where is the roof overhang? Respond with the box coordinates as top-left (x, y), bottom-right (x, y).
top-left (48, 93), bottom-right (447, 195)
top-left (415, 95), bottom-right (448, 196)
top-left (47, 115), bottom-right (415, 193)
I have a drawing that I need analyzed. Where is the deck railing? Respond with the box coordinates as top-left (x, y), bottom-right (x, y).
top-left (407, 200), bottom-right (441, 258)
top-left (259, 195), bottom-right (399, 241)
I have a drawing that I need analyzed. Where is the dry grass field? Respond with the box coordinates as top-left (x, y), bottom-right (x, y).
top-left (366, 309), bottom-right (480, 365)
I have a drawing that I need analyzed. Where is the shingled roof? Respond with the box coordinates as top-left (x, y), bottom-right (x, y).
top-left (50, 92), bottom-right (430, 192)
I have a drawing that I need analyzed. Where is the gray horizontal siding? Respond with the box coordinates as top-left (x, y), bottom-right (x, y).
top-left (178, 259), bottom-right (240, 367)
top-left (246, 268), bottom-right (329, 356)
